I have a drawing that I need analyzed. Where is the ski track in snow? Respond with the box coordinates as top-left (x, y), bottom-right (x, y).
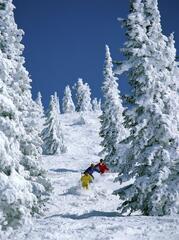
top-left (11, 112), bottom-right (179, 240)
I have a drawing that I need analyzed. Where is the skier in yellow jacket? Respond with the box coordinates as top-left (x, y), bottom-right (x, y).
top-left (80, 172), bottom-right (93, 190)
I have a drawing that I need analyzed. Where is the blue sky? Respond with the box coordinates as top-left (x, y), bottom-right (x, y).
top-left (13, 0), bottom-right (179, 108)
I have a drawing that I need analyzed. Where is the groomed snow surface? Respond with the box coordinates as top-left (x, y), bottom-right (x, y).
top-left (8, 112), bottom-right (179, 240)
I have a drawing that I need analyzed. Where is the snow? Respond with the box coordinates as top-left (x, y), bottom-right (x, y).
top-left (7, 112), bottom-right (179, 240)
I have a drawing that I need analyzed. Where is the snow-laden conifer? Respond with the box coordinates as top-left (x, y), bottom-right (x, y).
top-left (42, 95), bottom-right (66, 155)
top-left (0, 0), bottom-right (51, 227)
top-left (75, 78), bottom-right (83, 112)
top-left (36, 91), bottom-right (43, 106)
top-left (75, 78), bottom-right (92, 112)
top-left (36, 92), bottom-right (45, 120)
top-left (98, 99), bottom-right (102, 111)
top-left (0, 49), bottom-right (37, 228)
top-left (62, 85), bottom-right (75, 113)
top-left (10, 23), bottom-right (51, 211)
top-left (35, 92), bottom-right (45, 137)
top-left (92, 98), bottom-right (101, 112)
top-left (99, 45), bottom-right (128, 170)
top-left (54, 91), bottom-right (61, 114)
top-left (115, 0), bottom-right (179, 216)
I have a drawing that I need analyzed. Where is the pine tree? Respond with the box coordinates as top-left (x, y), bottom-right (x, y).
top-left (54, 91), bottom-right (61, 114)
top-left (0, 0), bottom-right (51, 227)
top-left (62, 85), bottom-right (75, 113)
top-left (115, 0), bottom-right (179, 216)
top-left (10, 15), bottom-right (51, 210)
top-left (0, 51), bottom-right (38, 228)
top-left (36, 92), bottom-right (45, 119)
top-left (114, 0), bottom-right (147, 181)
top-left (42, 95), bottom-right (66, 155)
top-left (98, 99), bottom-right (102, 111)
top-left (0, 29), bottom-right (36, 231)
top-left (75, 78), bottom-right (92, 112)
top-left (35, 92), bottom-right (45, 136)
top-left (92, 98), bottom-right (101, 112)
top-left (99, 45), bottom-right (128, 171)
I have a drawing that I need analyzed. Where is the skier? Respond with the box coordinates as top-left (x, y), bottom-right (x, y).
top-left (84, 163), bottom-right (100, 179)
top-left (80, 172), bottom-right (93, 190)
top-left (95, 159), bottom-right (109, 174)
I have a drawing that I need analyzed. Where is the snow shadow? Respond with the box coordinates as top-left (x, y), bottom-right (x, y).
top-left (46, 211), bottom-right (121, 220)
top-left (50, 168), bottom-right (79, 173)
top-left (58, 186), bottom-right (81, 196)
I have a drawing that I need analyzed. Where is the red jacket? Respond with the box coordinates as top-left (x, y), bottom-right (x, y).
top-left (96, 163), bottom-right (109, 174)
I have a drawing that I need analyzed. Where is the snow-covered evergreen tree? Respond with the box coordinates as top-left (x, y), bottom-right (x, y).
top-left (42, 95), bottom-right (66, 155)
top-left (54, 91), bottom-right (61, 114)
top-left (0, 0), bottom-right (51, 227)
top-left (114, 0), bottom-right (147, 180)
top-left (75, 78), bottom-right (83, 112)
top-left (115, 0), bottom-right (179, 216)
top-left (35, 91), bottom-right (45, 136)
top-left (0, 50), bottom-right (37, 229)
top-left (62, 85), bottom-right (75, 113)
top-left (99, 45), bottom-right (128, 170)
top-left (75, 78), bottom-right (92, 112)
top-left (36, 92), bottom-right (45, 120)
top-left (92, 98), bottom-right (101, 112)
top-left (98, 99), bottom-right (102, 111)
top-left (36, 91), bottom-right (42, 106)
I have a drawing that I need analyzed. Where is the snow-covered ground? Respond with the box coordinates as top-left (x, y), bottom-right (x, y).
top-left (7, 112), bottom-right (179, 240)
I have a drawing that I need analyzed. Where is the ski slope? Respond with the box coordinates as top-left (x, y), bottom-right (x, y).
top-left (9, 112), bottom-right (179, 240)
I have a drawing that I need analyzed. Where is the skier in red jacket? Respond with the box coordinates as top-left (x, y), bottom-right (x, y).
top-left (95, 159), bottom-right (109, 174)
